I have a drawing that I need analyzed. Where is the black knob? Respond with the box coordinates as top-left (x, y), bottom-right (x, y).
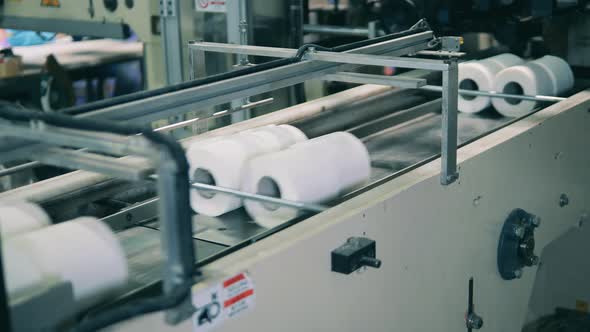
top-left (360, 256), bottom-right (382, 269)
top-left (103, 0), bottom-right (118, 12)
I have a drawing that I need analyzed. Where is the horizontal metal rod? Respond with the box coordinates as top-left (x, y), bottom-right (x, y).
top-left (324, 72), bottom-right (426, 88)
top-left (37, 148), bottom-right (154, 181)
top-left (154, 98), bottom-right (275, 133)
top-left (421, 85), bottom-right (566, 103)
top-left (0, 161), bottom-right (39, 177)
top-left (308, 51), bottom-right (450, 71)
top-left (190, 40), bottom-right (449, 71)
top-left (303, 24), bottom-right (371, 37)
top-left (0, 99), bottom-right (275, 178)
top-left (191, 182), bottom-right (328, 213)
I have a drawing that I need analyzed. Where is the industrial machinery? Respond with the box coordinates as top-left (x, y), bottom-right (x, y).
top-left (0, 10), bottom-right (589, 332)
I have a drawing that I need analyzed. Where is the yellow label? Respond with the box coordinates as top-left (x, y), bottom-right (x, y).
top-left (576, 299), bottom-right (589, 313)
top-left (40, 0), bottom-right (60, 7)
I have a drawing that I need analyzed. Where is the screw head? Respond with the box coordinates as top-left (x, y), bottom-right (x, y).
top-left (513, 226), bottom-right (525, 239)
top-left (559, 193), bottom-right (570, 207)
top-left (513, 269), bottom-right (523, 279)
top-left (529, 215), bottom-right (541, 227)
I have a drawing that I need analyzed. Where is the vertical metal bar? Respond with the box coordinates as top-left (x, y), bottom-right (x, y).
top-left (158, 157), bottom-right (195, 323)
top-left (368, 20), bottom-right (378, 39)
top-left (160, 0), bottom-right (184, 85)
top-left (227, 0), bottom-right (252, 123)
top-left (441, 58), bottom-right (459, 185)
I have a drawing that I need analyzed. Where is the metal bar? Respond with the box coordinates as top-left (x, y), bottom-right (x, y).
top-left (35, 148), bottom-right (154, 181)
top-left (82, 31), bottom-right (434, 125)
top-left (0, 161), bottom-right (38, 177)
top-left (188, 42), bottom-right (298, 58)
top-left (155, 98), bottom-right (275, 133)
top-left (0, 98), bottom-right (275, 178)
top-left (441, 59), bottom-right (459, 185)
top-left (0, 122), bottom-right (153, 158)
top-left (324, 72), bottom-right (426, 88)
top-left (160, 0), bottom-right (184, 84)
top-left (308, 51), bottom-right (449, 71)
top-left (158, 158), bottom-right (195, 324)
top-left (421, 85), bottom-right (566, 103)
top-left (191, 183), bottom-right (328, 213)
top-left (303, 24), bottom-right (371, 37)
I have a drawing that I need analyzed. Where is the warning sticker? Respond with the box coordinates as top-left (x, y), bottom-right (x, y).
top-left (192, 272), bottom-right (255, 331)
top-left (195, 0), bottom-right (227, 13)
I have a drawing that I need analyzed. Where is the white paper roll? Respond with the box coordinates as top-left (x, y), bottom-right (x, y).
top-left (3, 217), bottom-right (128, 308)
top-left (458, 53), bottom-right (523, 113)
top-left (242, 132), bottom-right (371, 228)
top-left (493, 55), bottom-right (574, 117)
top-left (0, 201), bottom-right (51, 238)
top-left (187, 125), bottom-right (308, 216)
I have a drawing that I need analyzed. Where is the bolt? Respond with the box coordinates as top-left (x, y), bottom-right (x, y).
top-left (528, 255), bottom-right (539, 266)
top-left (513, 226), bottom-right (525, 239)
top-left (559, 194), bottom-right (569, 207)
top-left (529, 215), bottom-right (541, 227)
top-left (513, 269), bottom-right (523, 279)
top-left (466, 313), bottom-right (484, 330)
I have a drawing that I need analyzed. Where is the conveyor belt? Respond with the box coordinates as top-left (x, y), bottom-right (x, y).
top-left (110, 103), bottom-right (511, 298)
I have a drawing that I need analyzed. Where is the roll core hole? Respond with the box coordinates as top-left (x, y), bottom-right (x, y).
top-left (459, 79), bottom-right (479, 101)
top-left (193, 168), bottom-right (216, 199)
top-left (257, 176), bottom-right (281, 211)
top-left (503, 82), bottom-right (524, 105)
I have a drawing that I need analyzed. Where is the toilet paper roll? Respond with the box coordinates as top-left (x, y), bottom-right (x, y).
top-left (3, 217), bottom-right (128, 308)
top-left (0, 201), bottom-right (51, 238)
top-left (248, 124), bottom-right (308, 148)
top-left (530, 55), bottom-right (574, 95)
top-left (242, 132), bottom-right (371, 228)
top-left (493, 55), bottom-right (573, 117)
top-left (188, 125), bottom-right (308, 217)
top-left (458, 53), bottom-right (523, 113)
top-left (188, 132), bottom-right (280, 216)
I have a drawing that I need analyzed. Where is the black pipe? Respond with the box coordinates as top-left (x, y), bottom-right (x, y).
top-left (0, 103), bottom-right (193, 332)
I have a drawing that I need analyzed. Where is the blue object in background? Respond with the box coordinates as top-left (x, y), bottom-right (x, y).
top-left (7, 30), bottom-right (56, 47)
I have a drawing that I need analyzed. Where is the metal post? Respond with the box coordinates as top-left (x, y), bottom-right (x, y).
top-left (368, 20), bottom-right (378, 39)
top-left (158, 156), bottom-right (196, 324)
top-left (160, 0), bottom-right (184, 85)
top-left (441, 58), bottom-right (459, 185)
top-left (226, 0), bottom-right (252, 123)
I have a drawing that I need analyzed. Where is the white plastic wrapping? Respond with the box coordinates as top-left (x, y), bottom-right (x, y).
top-left (187, 125), bottom-right (308, 216)
top-left (0, 201), bottom-right (51, 238)
top-left (493, 55), bottom-right (574, 117)
top-left (2, 217), bottom-right (128, 308)
top-left (242, 132), bottom-right (371, 228)
top-left (458, 53), bottom-right (524, 114)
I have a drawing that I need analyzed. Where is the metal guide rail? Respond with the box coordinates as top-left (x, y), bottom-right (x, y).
top-left (189, 22), bottom-right (461, 185)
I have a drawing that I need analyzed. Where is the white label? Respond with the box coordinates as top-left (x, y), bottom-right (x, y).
top-left (192, 272), bottom-right (255, 331)
top-left (195, 0), bottom-right (227, 13)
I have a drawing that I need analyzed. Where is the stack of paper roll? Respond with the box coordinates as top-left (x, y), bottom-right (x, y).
top-left (458, 53), bottom-right (524, 114)
top-left (493, 55), bottom-right (574, 117)
top-left (186, 124), bottom-right (308, 216)
top-left (2, 217), bottom-right (128, 309)
top-left (242, 132), bottom-right (371, 228)
top-left (0, 201), bottom-right (51, 238)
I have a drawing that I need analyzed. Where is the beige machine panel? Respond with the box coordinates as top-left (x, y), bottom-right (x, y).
top-left (113, 92), bottom-right (590, 330)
